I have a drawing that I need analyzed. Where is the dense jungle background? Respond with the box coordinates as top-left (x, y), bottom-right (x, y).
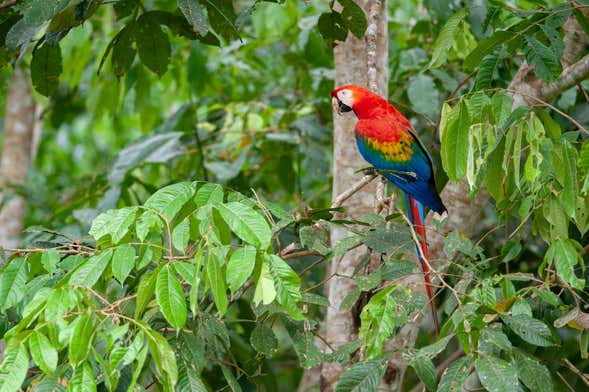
top-left (1, 0), bottom-right (589, 391)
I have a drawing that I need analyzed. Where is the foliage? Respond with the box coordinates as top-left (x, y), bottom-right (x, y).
top-left (0, 0), bottom-right (589, 391)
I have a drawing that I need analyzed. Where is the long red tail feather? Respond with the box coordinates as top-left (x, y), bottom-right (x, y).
top-left (406, 195), bottom-right (439, 334)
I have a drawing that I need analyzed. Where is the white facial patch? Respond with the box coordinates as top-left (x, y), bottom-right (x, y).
top-left (337, 89), bottom-right (354, 108)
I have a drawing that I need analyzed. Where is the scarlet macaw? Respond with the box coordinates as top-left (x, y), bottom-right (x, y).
top-left (331, 85), bottom-right (446, 332)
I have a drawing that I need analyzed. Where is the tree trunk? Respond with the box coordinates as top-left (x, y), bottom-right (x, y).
top-left (320, 1), bottom-right (388, 389)
top-left (0, 67), bottom-right (37, 249)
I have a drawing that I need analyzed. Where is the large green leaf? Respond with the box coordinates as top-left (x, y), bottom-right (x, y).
top-left (253, 261), bottom-right (276, 306)
top-left (69, 250), bottom-right (113, 288)
top-left (156, 265), bottom-right (187, 328)
top-left (0, 341), bottom-right (29, 392)
top-left (135, 268), bottom-right (158, 318)
top-left (429, 8), bottom-right (468, 68)
top-left (29, 331), bottom-right (58, 374)
top-left (90, 207), bottom-right (138, 244)
top-left (514, 348), bottom-right (553, 392)
top-left (339, 0), bottom-right (367, 38)
top-left (69, 311), bottom-right (96, 366)
top-left (502, 314), bottom-right (556, 347)
top-left (250, 324), bottom-right (278, 357)
top-left (475, 355), bottom-right (518, 392)
top-left (206, 247), bottom-right (227, 316)
top-left (441, 100), bottom-right (470, 180)
top-left (437, 356), bottom-right (471, 392)
top-left (359, 285), bottom-right (398, 358)
top-left (144, 182), bottom-right (195, 222)
top-left (464, 31), bottom-right (511, 70)
top-left (69, 363), bottom-right (97, 392)
top-left (142, 321), bottom-right (178, 389)
top-left (545, 239), bottom-right (584, 290)
top-left (112, 245), bottom-right (136, 285)
top-left (0, 257), bottom-right (28, 310)
top-left (135, 13), bottom-right (171, 75)
top-left (31, 43), bottom-right (62, 96)
top-left (335, 357), bottom-right (387, 392)
top-left (215, 201), bottom-right (271, 249)
top-left (266, 254), bottom-right (303, 320)
top-left (523, 35), bottom-right (561, 82)
top-left (226, 245), bottom-right (256, 294)
top-left (111, 23), bottom-right (137, 77)
top-left (177, 361), bottom-right (208, 392)
top-left (177, 0), bottom-right (208, 36)
top-left (16, 0), bottom-right (69, 25)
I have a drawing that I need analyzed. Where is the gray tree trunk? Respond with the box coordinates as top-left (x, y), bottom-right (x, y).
top-left (0, 67), bottom-right (37, 249)
top-left (320, 1), bottom-right (388, 389)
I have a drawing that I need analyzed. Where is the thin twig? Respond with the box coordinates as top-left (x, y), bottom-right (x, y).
top-left (563, 358), bottom-right (589, 388)
top-left (331, 173), bottom-right (377, 208)
top-left (0, 0), bottom-right (16, 10)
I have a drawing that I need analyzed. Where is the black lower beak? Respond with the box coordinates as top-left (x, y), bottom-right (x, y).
top-left (338, 99), bottom-right (352, 113)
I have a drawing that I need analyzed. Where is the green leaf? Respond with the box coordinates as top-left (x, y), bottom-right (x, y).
top-left (226, 245), bottom-right (256, 294)
top-left (135, 268), bottom-right (158, 318)
top-left (41, 249), bottom-right (60, 273)
top-left (437, 356), bottom-right (471, 392)
top-left (69, 250), bottom-right (113, 288)
top-left (514, 348), bottom-right (553, 392)
top-left (253, 261), bottom-right (276, 306)
top-left (502, 314), bottom-right (556, 347)
top-left (0, 341), bottom-right (29, 392)
top-left (205, 0), bottom-right (239, 41)
top-left (172, 219), bottom-right (190, 253)
top-left (429, 8), bottom-right (468, 68)
top-left (69, 362), bottom-right (96, 392)
top-left (558, 140), bottom-right (578, 217)
top-left (359, 286), bottom-right (398, 358)
top-left (111, 24), bottom-right (136, 77)
top-left (144, 182), bottom-right (195, 222)
top-left (464, 31), bottom-right (511, 70)
top-left (16, 0), bottom-right (69, 25)
top-left (381, 259), bottom-right (416, 280)
top-left (135, 13), bottom-right (171, 75)
top-left (545, 239), bottom-right (584, 290)
top-left (335, 357), bottom-right (387, 392)
top-left (407, 74), bottom-right (440, 120)
top-left (250, 324), bottom-right (278, 357)
top-left (266, 254), bottom-right (303, 319)
top-left (0, 257), bottom-right (28, 310)
top-left (302, 292), bottom-right (330, 307)
top-left (523, 35), bottom-right (561, 82)
top-left (441, 100), bottom-right (470, 180)
top-left (317, 11), bottom-right (348, 42)
top-left (69, 311), bottom-right (96, 366)
top-left (178, 0), bottom-right (208, 36)
top-left (112, 245), bottom-right (136, 285)
top-left (89, 207), bottom-right (138, 244)
top-left (475, 355), bottom-right (518, 392)
top-left (206, 247), bottom-right (227, 315)
top-left (177, 362), bottom-right (208, 392)
top-left (31, 43), bottom-right (62, 96)
top-left (416, 334), bottom-right (454, 359)
top-left (339, 0), bottom-right (367, 38)
top-left (156, 265), bottom-right (187, 328)
top-left (143, 322), bottom-right (178, 389)
top-left (478, 325), bottom-right (512, 355)
top-left (194, 183), bottom-right (223, 206)
top-left (29, 331), bottom-right (58, 374)
top-left (215, 202), bottom-right (271, 249)
top-left (474, 51), bottom-right (501, 90)
top-left (410, 357), bottom-right (437, 390)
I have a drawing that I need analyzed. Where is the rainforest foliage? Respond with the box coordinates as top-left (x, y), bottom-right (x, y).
top-left (0, 0), bottom-right (589, 391)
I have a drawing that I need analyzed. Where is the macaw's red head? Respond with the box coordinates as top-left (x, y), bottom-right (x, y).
top-left (331, 85), bottom-right (389, 119)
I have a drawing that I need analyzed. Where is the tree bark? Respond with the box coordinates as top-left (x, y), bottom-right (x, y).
top-left (320, 1), bottom-right (388, 389)
top-left (0, 67), bottom-right (37, 249)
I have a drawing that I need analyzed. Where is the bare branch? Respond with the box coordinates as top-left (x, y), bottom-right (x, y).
top-left (331, 173), bottom-right (377, 208)
top-left (542, 53), bottom-right (589, 100)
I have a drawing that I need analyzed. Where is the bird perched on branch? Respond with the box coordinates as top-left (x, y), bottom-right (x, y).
top-left (331, 84), bottom-right (446, 333)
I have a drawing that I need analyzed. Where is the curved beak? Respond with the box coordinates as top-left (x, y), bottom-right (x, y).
top-left (332, 97), bottom-right (352, 115)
